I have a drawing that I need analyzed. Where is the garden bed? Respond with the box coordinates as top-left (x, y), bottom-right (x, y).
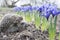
top-left (0, 8), bottom-right (60, 40)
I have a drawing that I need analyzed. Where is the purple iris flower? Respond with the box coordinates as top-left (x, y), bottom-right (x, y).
top-left (48, 4), bottom-right (59, 16)
top-left (27, 6), bottom-right (32, 11)
top-left (51, 9), bottom-right (60, 17)
top-left (20, 6), bottom-right (28, 12)
top-left (32, 6), bottom-right (39, 10)
top-left (38, 6), bottom-right (44, 13)
top-left (51, 9), bottom-right (57, 17)
top-left (38, 4), bottom-right (51, 19)
top-left (38, 3), bottom-right (60, 20)
top-left (41, 11), bottom-right (50, 20)
top-left (13, 7), bottom-right (21, 12)
top-left (13, 6), bottom-right (32, 12)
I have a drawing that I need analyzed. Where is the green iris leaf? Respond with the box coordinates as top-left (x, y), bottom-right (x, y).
top-left (25, 12), bottom-right (32, 22)
top-left (34, 12), bottom-right (41, 29)
top-left (41, 17), bottom-right (49, 31)
top-left (49, 16), bottom-right (57, 40)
